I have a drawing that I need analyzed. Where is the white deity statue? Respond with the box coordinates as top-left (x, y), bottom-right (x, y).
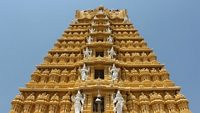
top-left (86, 36), bottom-right (93, 44)
top-left (71, 91), bottom-right (86, 113)
top-left (113, 90), bottom-right (124, 113)
top-left (72, 18), bottom-right (78, 24)
top-left (109, 64), bottom-right (120, 81)
top-left (107, 47), bottom-right (116, 59)
top-left (107, 35), bottom-right (113, 43)
top-left (83, 47), bottom-right (92, 58)
top-left (89, 28), bottom-right (95, 33)
top-left (79, 64), bottom-right (90, 81)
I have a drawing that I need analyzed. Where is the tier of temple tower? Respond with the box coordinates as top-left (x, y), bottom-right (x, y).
top-left (9, 6), bottom-right (192, 113)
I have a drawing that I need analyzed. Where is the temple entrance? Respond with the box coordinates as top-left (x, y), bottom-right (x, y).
top-left (93, 97), bottom-right (104, 113)
top-left (94, 69), bottom-right (104, 79)
top-left (96, 51), bottom-right (104, 57)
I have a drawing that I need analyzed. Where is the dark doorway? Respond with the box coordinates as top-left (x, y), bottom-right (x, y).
top-left (96, 39), bottom-right (104, 42)
top-left (96, 51), bottom-right (104, 57)
top-left (94, 70), bottom-right (104, 79)
top-left (93, 97), bottom-right (104, 113)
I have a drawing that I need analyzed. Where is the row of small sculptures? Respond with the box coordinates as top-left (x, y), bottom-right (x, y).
top-left (53, 41), bottom-right (85, 50)
top-left (91, 20), bottom-right (110, 26)
top-left (31, 68), bottom-right (77, 83)
top-left (63, 31), bottom-right (88, 35)
top-left (32, 63), bottom-right (120, 82)
top-left (43, 51), bottom-right (156, 65)
top-left (76, 7), bottom-right (130, 23)
top-left (31, 64), bottom-right (169, 84)
top-left (115, 40), bottom-right (148, 48)
top-left (63, 27), bottom-right (138, 36)
top-left (70, 20), bottom-right (132, 29)
top-left (66, 25), bottom-right (135, 36)
top-left (44, 46), bottom-right (116, 64)
top-left (118, 52), bottom-right (158, 62)
top-left (66, 27), bottom-right (134, 35)
top-left (86, 35), bottom-right (146, 48)
top-left (10, 91), bottom-right (189, 113)
top-left (111, 24), bottom-right (134, 29)
top-left (69, 25), bottom-right (89, 29)
top-left (89, 27), bottom-right (112, 33)
top-left (43, 53), bottom-right (82, 65)
top-left (53, 37), bottom-right (147, 50)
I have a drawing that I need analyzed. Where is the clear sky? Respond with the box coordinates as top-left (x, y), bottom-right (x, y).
top-left (0, 0), bottom-right (199, 113)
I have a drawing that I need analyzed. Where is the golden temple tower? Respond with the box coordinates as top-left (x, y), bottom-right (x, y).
top-left (10, 6), bottom-right (192, 113)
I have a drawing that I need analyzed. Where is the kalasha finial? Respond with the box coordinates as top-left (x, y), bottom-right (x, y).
top-left (98, 5), bottom-right (104, 10)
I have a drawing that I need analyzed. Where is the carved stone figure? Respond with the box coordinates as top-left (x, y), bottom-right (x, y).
top-left (86, 36), bottom-right (93, 44)
top-left (79, 64), bottom-right (90, 81)
top-left (60, 93), bottom-right (71, 113)
top-left (109, 64), bottom-right (120, 81)
top-left (83, 47), bottom-right (92, 58)
top-left (49, 93), bottom-right (59, 113)
top-left (139, 93), bottom-right (150, 113)
top-left (113, 90), bottom-right (124, 113)
top-left (107, 35), bottom-right (113, 43)
top-left (10, 94), bottom-right (24, 113)
top-left (35, 93), bottom-right (49, 113)
top-left (165, 92), bottom-right (177, 113)
top-left (60, 69), bottom-right (69, 83)
top-left (71, 91), bottom-right (86, 113)
top-left (72, 18), bottom-right (78, 24)
top-left (89, 28), bottom-right (95, 33)
top-left (107, 47), bottom-right (116, 59)
top-left (23, 93), bottom-right (35, 113)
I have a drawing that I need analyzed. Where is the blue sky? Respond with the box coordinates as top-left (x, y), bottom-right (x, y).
top-left (0, 0), bottom-right (199, 112)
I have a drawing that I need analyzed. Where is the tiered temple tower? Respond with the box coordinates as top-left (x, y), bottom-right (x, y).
top-left (10, 6), bottom-right (192, 113)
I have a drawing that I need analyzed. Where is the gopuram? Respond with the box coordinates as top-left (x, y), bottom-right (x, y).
top-left (9, 6), bottom-right (192, 113)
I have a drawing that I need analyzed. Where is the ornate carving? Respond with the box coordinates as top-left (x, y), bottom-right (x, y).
top-left (60, 93), bottom-right (71, 113)
top-left (108, 47), bottom-right (116, 59)
top-left (49, 69), bottom-right (60, 83)
top-left (109, 64), bottom-right (120, 81)
top-left (49, 93), bottom-right (59, 113)
top-left (10, 94), bottom-right (24, 113)
top-left (175, 92), bottom-right (191, 113)
top-left (107, 35), bottom-right (113, 43)
top-left (60, 69), bottom-right (69, 83)
top-left (79, 64), bottom-right (89, 81)
top-left (43, 53), bottom-right (52, 64)
top-left (71, 91), bottom-right (85, 113)
top-left (10, 6), bottom-right (192, 113)
top-left (83, 47), bottom-right (92, 58)
top-left (86, 36), bottom-right (93, 44)
top-left (23, 93), bottom-right (35, 113)
top-left (40, 69), bottom-right (49, 83)
top-left (113, 91), bottom-right (124, 113)
top-left (165, 92), bottom-right (177, 113)
top-left (30, 69), bottom-right (41, 83)
top-left (139, 93), bottom-right (150, 113)
top-left (34, 93), bottom-right (49, 113)
top-left (150, 92), bottom-right (165, 113)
